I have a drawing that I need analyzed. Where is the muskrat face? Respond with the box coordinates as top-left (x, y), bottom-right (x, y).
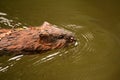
top-left (38, 22), bottom-right (76, 49)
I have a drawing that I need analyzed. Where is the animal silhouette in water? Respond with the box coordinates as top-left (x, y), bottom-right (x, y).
top-left (0, 22), bottom-right (76, 54)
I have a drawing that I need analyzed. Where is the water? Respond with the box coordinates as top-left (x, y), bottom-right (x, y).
top-left (0, 0), bottom-right (120, 80)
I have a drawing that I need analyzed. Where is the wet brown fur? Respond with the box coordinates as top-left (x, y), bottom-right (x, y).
top-left (0, 22), bottom-right (76, 55)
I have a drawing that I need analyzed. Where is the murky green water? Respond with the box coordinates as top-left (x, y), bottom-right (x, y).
top-left (0, 0), bottom-right (120, 80)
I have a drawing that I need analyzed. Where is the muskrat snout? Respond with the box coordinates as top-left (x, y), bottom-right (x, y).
top-left (66, 36), bottom-right (76, 43)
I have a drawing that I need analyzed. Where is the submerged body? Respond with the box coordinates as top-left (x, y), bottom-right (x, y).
top-left (0, 22), bottom-right (76, 54)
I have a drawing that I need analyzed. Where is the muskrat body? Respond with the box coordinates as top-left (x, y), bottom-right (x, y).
top-left (0, 22), bottom-right (76, 54)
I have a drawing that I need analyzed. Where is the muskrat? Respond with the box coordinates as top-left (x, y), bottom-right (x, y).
top-left (0, 21), bottom-right (76, 55)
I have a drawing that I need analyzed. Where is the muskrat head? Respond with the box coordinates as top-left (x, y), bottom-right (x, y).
top-left (39, 22), bottom-right (76, 50)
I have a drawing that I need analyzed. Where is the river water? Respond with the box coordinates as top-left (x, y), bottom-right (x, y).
top-left (0, 0), bottom-right (120, 80)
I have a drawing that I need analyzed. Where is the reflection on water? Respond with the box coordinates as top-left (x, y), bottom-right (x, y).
top-left (33, 52), bottom-right (60, 64)
top-left (0, 12), bottom-right (27, 29)
top-left (0, 12), bottom-right (7, 16)
top-left (0, 0), bottom-right (120, 80)
top-left (0, 55), bottom-right (23, 72)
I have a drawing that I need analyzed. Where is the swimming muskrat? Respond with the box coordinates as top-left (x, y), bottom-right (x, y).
top-left (0, 22), bottom-right (76, 55)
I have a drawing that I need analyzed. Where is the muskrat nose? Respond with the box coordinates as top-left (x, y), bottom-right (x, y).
top-left (70, 36), bottom-right (76, 42)
top-left (66, 36), bottom-right (76, 43)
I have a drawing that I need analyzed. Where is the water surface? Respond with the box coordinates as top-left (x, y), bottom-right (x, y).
top-left (0, 0), bottom-right (120, 80)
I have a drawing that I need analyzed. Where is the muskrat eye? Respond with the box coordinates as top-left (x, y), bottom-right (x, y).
top-left (39, 34), bottom-right (48, 38)
top-left (58, 35), bottom-right (64, 39)
top-left (39, 34), bottom-right (44, 37)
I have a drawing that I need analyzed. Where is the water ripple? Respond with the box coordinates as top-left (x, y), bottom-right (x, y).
top-left (0, 12), bottom-right (7, 16)
top-left (0, 12), bottom-right (27, 28)
top-left (0, 55), bottom-right (23, 72)
top-left (33, 52), bottom-right (60, 65)
top-left (60, 24), bottom-right (97, 63)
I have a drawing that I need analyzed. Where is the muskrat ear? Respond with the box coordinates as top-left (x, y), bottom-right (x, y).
top-left (41, 21), bottom-right (51, 27)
